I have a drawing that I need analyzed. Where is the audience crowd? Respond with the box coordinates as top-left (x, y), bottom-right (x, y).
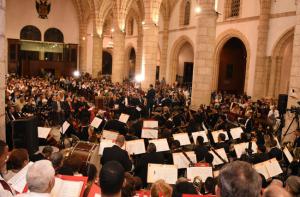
top-left (1, 74), bottom-right (300, 197)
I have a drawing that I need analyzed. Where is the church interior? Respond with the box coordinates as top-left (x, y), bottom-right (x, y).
top-left (0, 0), bottom-right (300, 196)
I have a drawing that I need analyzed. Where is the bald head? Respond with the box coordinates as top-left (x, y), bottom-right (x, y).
top-left (116, 135), bottom-right (125, 147)
top-left (263, 185), bottom-right (291, 197)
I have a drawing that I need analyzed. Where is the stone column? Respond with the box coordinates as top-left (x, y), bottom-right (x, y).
top-left (282, 0), bottom-right (300, 143)
top-left (112, 30), bottom-right (125, 83)
top-left (79, 23), bottom-right (88, 73)
top-left (92, 34), bottom-right (103, 78)
top-left (159, 18), bottom-right (169, 80)
top-left (191, 0), bottom-right (217, 106)
top-left (0, 0), bottom-right (5, 141)
top-left (141, 22), bottom-right (159, 89)
top-left (274, 57), bottom-right (283, 96)
top-left (253, 0), bottom-right (271, 99)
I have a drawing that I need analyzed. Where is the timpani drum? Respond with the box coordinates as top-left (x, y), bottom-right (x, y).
top-left (69, 141), bottom-right (97, 166)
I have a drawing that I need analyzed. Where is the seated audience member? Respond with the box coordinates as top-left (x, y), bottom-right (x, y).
top-left (203, 177), bottom-right (216, 195)
top-left (0, 140), bottom-right (15, 196)
top-left (16, 160), bottom-right (55, 196)
top-left (134, 143), bottom-right (165, 188)
top-left (99, 161), bottom-right (125, 197)
top-left (101, 135), bottom-right (132, 172)
top-left (285, 176), bottom-right (300, 197)
top-left (122, 172), bottom-right (136, 197)
top-left (150, 180), bottom-right (173, 197)
top-left (30, 146), bottom-right (53, 162)
top-left (50, 152), bottom-right (64, 174)
top-left (172, 180), bottom-right (198, 197)
top-left (215, 133), bottom-right (229, 153)
top-left (4, 148), bottom-right (29, 181)
top-left (263, 185), bottom-right (291, 197)
top-left (217, 161), bottom-right (261, 197)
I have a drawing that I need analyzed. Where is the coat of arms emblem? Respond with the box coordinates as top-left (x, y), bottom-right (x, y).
top-left (36, 0), bottom-right (51, 19)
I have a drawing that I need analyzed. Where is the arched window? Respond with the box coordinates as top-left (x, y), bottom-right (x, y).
top-left (225, 0), bottom-right (241, 18)
top-left (44, 28), bottom-right (64, 43)
top-left (129, 18), bottom-right (134, 35)
top-left (20, 25), bottom-right (41, 41)
top-left (183, 1), bottom-right (191, 25)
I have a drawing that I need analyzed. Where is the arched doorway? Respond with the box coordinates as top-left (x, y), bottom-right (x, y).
top-left (177, 42), bottom-right (194, 86)
top-left (218, 37), bottom-right (247, 94)
top-left (168, 36), bottom-right (194, 85)
top-left (269, 28), bottom-right (294, 97)
top-left (128, 48), bottom-right (136, 80)
top-left (102, 51), bottom-right (112, 75)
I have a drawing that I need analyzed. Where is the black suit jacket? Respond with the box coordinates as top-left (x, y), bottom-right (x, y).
top-left (134, 152), bottom-right (165, 187)
top-left (268, 147), bottom-right (283, 161)
top-left (101, 145), bottom-right (132, 171)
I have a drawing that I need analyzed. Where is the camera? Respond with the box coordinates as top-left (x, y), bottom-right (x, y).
top-left (286, 101), bottom-right (300, 115)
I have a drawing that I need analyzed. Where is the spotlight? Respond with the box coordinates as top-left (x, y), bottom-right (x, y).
top-left (195, 6), bottom-right (202, 14)
top-left (135, 74), bottom-right (144, 83)
top-left (73, 70), bottom-right (80, 77)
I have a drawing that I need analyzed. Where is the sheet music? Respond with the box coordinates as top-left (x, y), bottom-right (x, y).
top-left (192, 131), bottom-right (208, 143)
top-left (265, 158), bottom-right (283, 177)
top-left (8, 162), bottom-right (33, 193)
top-left (141, 128), bottom-right (158, 139)
top-left (187, 167), bottom-right (213, 181)
top-left (136, 106), bottom-right (142, 112)
top-left (209, 148), bottom-right (228, 166)
top-left (102, 130), bottom-right (119, 140)
top-left (114, 104), bottom-right (119, 109)
top-left (38, 127), bottom-right (51, 139)
top-left (172, 152), bottom-right (197, 169)
top-left (99, 139), bottom-right (115, 155)
top-left (125, 98), bottom-right (128, 106)
top-left (91, 117), bottom-right (103, 128)
top-left (147, 164), bottom-right (178, 184)
top-left (283, 147), bottom-right (293, 163)
top-left (173, 133), bottom-right (191, 146)
top-left (230, 127), bottom-right (244, 139)
top-left (119, 113), bottom-right (130, 124)
top-left (234, 142), bottom-right (257, 158)
top-left (125, 139), bottom-right (146, 155)
top-left (61, 121), bottom-right (70, 134)
top-left (211, 130), bottom-right (229, 143)
top-left (143, 120), bottom-right (158, 128)
top-left (149, 138), bottom-right (170, 152)
top-left (51, 178), bottom-right (84, 197)
top-left (254, 163), bottom-right (270, 180)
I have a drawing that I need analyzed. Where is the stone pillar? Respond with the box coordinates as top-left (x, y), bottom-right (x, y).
top-left (253, 0), bottom-right (271, 99)
top-left (282, 0), bottom-right (300, 143)
top-left (274, 57), bottom-right (283, 96)
top-left (141, 22), bottom-right (159, 89)
top-left (112, 30), bottom-right (125, 83)
top-left (191, 0), bottom-right (217, 106)
top-left (160, 18), bottom-right (169, 80)
top-left (135, 32), bottom-right (143, 75)
top-left (79, 24), bottom-right (88, 72)
top-left (92, 34), bottom-right (103, 78)
top-left (0, 0), bottom-right (5, 141)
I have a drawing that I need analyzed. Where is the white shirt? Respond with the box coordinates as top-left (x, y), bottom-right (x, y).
top-left (0, 175), bottom-right (15, 197)
top-left (16, 192), bottom-right (51, 197)
top-left (268, 109), bottom-right (279, 119)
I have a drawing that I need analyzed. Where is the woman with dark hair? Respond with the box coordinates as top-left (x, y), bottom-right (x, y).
top-left (4, 148), bottom-right (29, 181)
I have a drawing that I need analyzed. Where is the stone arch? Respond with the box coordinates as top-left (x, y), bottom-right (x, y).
top-left (268, 27), bottom-right (295, 97)
top-left (168, 35), bottom-right (195, 83)
top-left (125, 43), bottom-right (137, 79)
top-left (20, 25), bottom-right (41, 41)
top-left (213, 29), bottom-right (251, 93)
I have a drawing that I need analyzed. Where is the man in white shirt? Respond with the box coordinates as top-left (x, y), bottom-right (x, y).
top-left (0, 140), bottom-right (15, 197)
top-left (16, 160), bottom-right (55, 197)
